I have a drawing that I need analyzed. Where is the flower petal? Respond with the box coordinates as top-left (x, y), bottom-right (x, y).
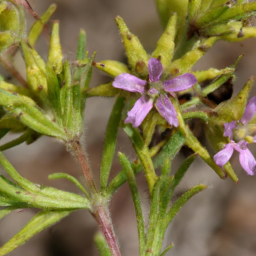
top-left (241, 96), bottom-right (256, 125)
top-left (125, 95), bottom-right (153, 128)
top-left (224, 121), bottom-right (236, 139)
top-left (163, 73), bottom-right (197, 92)
top-left (113, 73), bottom-right (146, 93)
top-left (213, 143), bottom-right (234, 168)
top-left (148, 58), bottom-right (163, 82)
top-left (239, 148), bottom-right (256, 175)
top-left (155, 94), bottom-right (179, 127)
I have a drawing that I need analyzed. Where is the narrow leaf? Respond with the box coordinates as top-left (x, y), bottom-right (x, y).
top-left (100, 97), bottom-right (125, 190)
top-left (48, 172), bottom-right (89, 198)
top-left (160, 243), bottom-right (174, 256)
top-left (94, 232), bottom-right (112, 256)
top-left (0, 130), bottom-right (29, 151)
top-left (115, 16), bottom-right (148, 76)
top-left (45, 64), bottom-right (61, 122)
top-left (76, 29), bottom-right (86, 60)
top-left (171, 154), bottom-right (197, 190)
top-left (162, 184), bottom-right (207, 227)
top-left (118, 153), bottom-right (146, 255)
top-left (124, 124), bottom-right (157, 195)
top-left (85, 82), bottom-right (120, 97)
top-left (152, 13), bottom-right (178, 69)
top-left (93, 60), bottom-right (130, 78)
top-left (48, 21), bottom-right (63, 74)
top-left (28, 4), bottom-right (57, 47)
top-left (153, 131), bottom-right (186, 169)
top-left (0, 210), bottom-right (72, 256)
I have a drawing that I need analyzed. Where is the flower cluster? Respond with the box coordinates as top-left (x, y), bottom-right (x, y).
top-left (214, 97), bottom-right (256, 175)
top-left (113, 58), bottom-right (197, 128)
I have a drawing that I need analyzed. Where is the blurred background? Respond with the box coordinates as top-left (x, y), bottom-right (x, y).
top-left (1, 0), bottom-right (256, 255)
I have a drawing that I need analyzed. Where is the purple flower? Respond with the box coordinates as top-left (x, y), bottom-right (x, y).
top-left (113, 58), bottom-right (197, 128)
top-left (214, 97), bottom-right (256, 175)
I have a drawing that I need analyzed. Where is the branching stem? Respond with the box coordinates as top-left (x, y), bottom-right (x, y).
top-left (68, 139), bottom-right (121, 256)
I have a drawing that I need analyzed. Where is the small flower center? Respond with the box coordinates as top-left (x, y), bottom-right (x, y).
top-left (150, 81), bottom-right (163, 91)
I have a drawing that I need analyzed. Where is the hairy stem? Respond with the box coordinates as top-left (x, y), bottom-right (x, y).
top-left (92, 205), bottom-right (121, 256)
top-left (68, 139), bottom-right (120, 256)
top-left (68, 139), bottom-right (97, 194)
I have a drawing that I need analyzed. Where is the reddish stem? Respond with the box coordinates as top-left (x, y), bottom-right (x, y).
top-left (92, 206), bottom-right (121, 256)
top-left (69, 139), bottom-right (97, 194)
top-left (69, 139), bottom-right (121, 256)
top-left (0, 56), bottom-right (28, 88)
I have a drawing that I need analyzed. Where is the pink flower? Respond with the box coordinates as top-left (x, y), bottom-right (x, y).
top-left (214, 97), bottom-right (256, 175)
top-left (113, 58), bottom-right (197, 128)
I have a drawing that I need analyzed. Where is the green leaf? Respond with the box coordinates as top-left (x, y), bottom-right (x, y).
top-left (10, 103), bottom-right (66, 139)
top-left (160, 243), bottom-right (174, 256)
top-left (0, 129), bottom-right (8, 140)
top-left (142, 109), bottom-right (165, 147)
top-left (94, 60), bottom-right (130, 78)
top-left (162, 184), bottom-right (207, 227)
top-left (0, 88), bottom-right (64, 138)
top-left (0, 129), bottom-right (30, 151)
top-left (192, 67), bottom-right (235, 83)
top-left (152, 13), bottom-right (178, 70)
top-left (146, 178), bottom-right (162, 250)
top-left (171, 154), bottom-right (197, 190)
top-left (48, 172), bottom-right (89, 198)
top-left (100, 97), bottom-right (125, 190)
top-left (153, 131), bottom-right (186, 169)
top-left (200, 73), bottom-right (234, 97)
top-left (0, 207), bottom-right (17, 220)
top-left (0, 80), bottom-right (33, 98)
top-left (168, 37), bottom-right (217, 75)
top-left (185, 126), bottom-right (226, 179)
top-left (0, 31), bottom-right (17, 54)
top-left (0, 210), bottom-right (72, 256)
top-left (124, 124), bottom-right (157, 195)
top-left (182, 111), bottom-right (209, 122)
top-left (85, 82), bottom-right (120, 97)
top-left (0, 152), bottom-right (90, 209)
top-left (76, 29), bottom-right (86, 60)
top-left (188, 0), bottom-right (202, 21)
top-left (0, 174), bottom-right (90, 210)
top-left (115, 16), bottom-right (148, 76)
top-left (60, 60), bottom-right (72, 128)
top-left (118, 153), bottom-right (146, 255)
top-left (0, 112), bottom-right (26, 132)
top-left (45, 64), bottom-right (61, 122)
top-left (47, 21), bottom-right (63, 74)
top-left (82, 53), bottom-right (95, 90)
top-left (214, 2), bottom-right (256, 24)
top-left (196, 5), bottom-right (229, 26)
top-left (21, 41), bottom-right (48, 102)
top-left (94, 232), bottom-right (112, 256)
top-left (107, 161), bottom-right (142, 196)
top-left (28, 4), bottom-right (57, 47)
